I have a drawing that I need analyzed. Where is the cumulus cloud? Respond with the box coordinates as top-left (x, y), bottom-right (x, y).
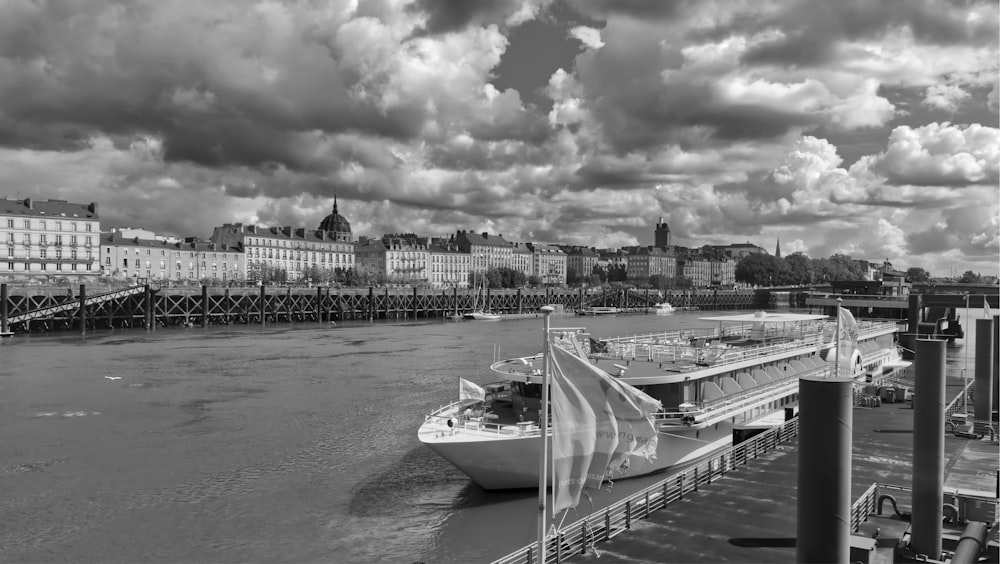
top-left (568, 26), bottom-right (604, 49)
top-left (923, 84), bottom-right (971, 112)
top-left (0, 0), bottom-right (996, 276)
top-left (854, 122), bottom-right (1000, 186)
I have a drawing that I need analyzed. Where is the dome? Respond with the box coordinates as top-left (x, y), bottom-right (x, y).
top-left (318, 196), bottom-right (352, 241)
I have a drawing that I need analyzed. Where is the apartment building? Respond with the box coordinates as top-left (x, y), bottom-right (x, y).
top-left (0, 198), bottom-right (101, 279)
top-left (101, 231), bottom-right (243, 282)
top-left (211, 223), bottom-right (355, 281)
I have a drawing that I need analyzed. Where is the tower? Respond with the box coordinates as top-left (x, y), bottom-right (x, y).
top-left (654, 217), bottom-right (671, 248)
top-left (318, 193), bottom-right (353, 242)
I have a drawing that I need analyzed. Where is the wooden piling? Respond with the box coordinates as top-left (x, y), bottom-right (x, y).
top-left (316, 286), bottom-right (323, 323)
top-left (201, 285), bottom-right (209, 328)
top-left (78, 284), bottom-right (87, 335)
top-left (286, 287), bottom-right (292, 323)
top-left (412, 286), bottom-right (418, 319)
top-left (144, 284), bottom-right (152, 330)
top-left (259, 284), bottom-right (266, 326)
top-left (453, 286), bottom-right (458, 317)
top-left (1, 283), bottom-right (8, 335)
top-left (223, 288), bottom-right (231, 324)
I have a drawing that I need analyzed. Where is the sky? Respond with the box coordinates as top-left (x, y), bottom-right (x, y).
top-left (0, 0), bottom-right (997, 277)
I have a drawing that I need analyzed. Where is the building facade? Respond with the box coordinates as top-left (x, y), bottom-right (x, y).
top-left (562, 246), bottom-right (600, 281)
top-left (454, 231), bottom-right (513, 273)
top-left (625, 246), bottom-right (677, 284)
top-left (211, 223), bottom-right (355, 281)
top-left (101, 231), bottom-right (244, 282)
top-left (428, 240), bottom-right (471, 288)
top-left (526, 242), bottom-right (567, 286)
top-left (0, 198), bottom-right (101, 279)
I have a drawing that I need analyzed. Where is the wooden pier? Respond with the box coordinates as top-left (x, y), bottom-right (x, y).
top-left (0, 284), bottom-right (763, 335)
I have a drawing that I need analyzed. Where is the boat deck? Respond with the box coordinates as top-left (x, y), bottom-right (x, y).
top-left (570, 375), bottom-right (999, 563)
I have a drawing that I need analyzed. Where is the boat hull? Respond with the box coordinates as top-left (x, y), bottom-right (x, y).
top-left (418, 416), bottom-right (747, 490)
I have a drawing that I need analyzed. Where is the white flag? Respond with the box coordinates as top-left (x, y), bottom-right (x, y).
top-left (459, 378), bottom-right (485, 402)
top-left (838, 307), bottom-right (858, 342)
top-left (549, 342), bottom-right (661, 513)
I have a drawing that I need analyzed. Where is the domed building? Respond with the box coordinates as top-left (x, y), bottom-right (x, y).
top-left (318, 195), bottom-right (353, 242)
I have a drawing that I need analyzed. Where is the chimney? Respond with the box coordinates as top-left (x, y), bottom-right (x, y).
top-left (23, 198), bottom-right (32, 209)
top-left (482, 231), bottom-right (488, 239)
top-left (88, 202), bottom-right (98, 214)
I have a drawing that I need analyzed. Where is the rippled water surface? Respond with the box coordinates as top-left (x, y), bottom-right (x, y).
top-left (0, 308), bottom-right (987, 563)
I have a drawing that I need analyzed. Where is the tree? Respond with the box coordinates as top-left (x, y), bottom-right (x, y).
top-left (566, 267), bottom-right (581, 286)
top-left (958, 270), bottom-right (981, 283)
top-left (905, 267), bottom-right (931, 283)
top-left (735, 253), bottom-right (785, 286)
top-left (783, 252), bottom-right (814, 285)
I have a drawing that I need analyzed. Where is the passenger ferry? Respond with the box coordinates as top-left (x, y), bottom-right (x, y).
top-left (418, 312), bottom-right (906, 490)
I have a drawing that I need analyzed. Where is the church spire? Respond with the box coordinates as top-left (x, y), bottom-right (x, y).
top-left (775, 237), bottom-right (781, 258)
top-left (333, 192), bottom-right (338, 215)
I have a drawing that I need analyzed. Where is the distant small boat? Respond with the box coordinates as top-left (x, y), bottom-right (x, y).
top-left (578, 306), bottom-right (619, 316)
top-left (463, 311), bottom-right (501, 321)
top-left (649, 302), bottom-right (675, 314)
top-left (104, 376), bottom-right (122, 380)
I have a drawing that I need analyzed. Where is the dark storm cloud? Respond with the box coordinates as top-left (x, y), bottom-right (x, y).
top-left (408, 0), bottom-right (527, 35)
top-left (742, 0), bottom-right (995, 67)
top-left (565, 0), bottom-right (690, 21)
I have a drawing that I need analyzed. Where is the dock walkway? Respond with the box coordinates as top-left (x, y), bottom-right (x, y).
top-left (570, 377), bottom-right (998, 563)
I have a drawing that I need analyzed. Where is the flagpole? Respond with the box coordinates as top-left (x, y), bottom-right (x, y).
top-left (537, 305), bottom-right (554, 564)
top-left (834, 298), bottom-right (842, 378)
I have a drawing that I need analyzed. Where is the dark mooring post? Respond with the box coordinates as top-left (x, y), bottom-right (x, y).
top-left (78, 284), bottom-right (87, 335)
top-left (911, 338), bottom-right (946, 560)
top-left (453, 286), bottom-right (458, 317)
top-left (796, 374), bottom-right (853, 563)
top-left (975, 318), bottom-right (995, 423)
top-left (223, 288), bottom-right (231, 324)
top-left (412, 286), bottom-right (418, 320)
top-left (316, 286), bottom-right (323, 323)
top-left (286, 287), bottom-right (292, 323)
top-left (1, 283), bottom-right (9, 335)
top-left (201, 285), bottom-right (209, 328)
top-left (259, 284), bottom-right (266, 326)
top-left (517, 287), bottom-right (522, 314)
top-left (144, 284), bottom-right (152, 330)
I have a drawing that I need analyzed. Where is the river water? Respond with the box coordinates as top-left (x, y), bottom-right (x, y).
top-left (0, 308), bottom-right (988, 563)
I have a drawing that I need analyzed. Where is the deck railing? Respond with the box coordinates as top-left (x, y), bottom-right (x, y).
top-left (492, 417), bottom-right (801, 564)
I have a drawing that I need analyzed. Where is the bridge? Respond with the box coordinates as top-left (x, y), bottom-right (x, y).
top-left (1, 285), bottom-right (147, 334)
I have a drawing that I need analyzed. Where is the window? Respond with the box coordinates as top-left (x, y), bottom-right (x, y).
top-left (39, 234), bottom-right (46, 244)
top-left (5, 248), bottom-right (11, 258)
top-left (55, 249), bottom-right (61, 259)
top-left (6, 262), bottom-right (12, 270)
top-left (55, 235), bottom-right (62, 245)
top-left (71, 222), bottom-right (77, 231)
top-left (40, 248), bottom-right (47, 259)
top-left (86, 224), bottom-right (92, 232)
top-left (123, 258), bottom-right (128, 267)
top-left (40, 220), bottom-right (46, 230)
top-left (70, 235), bottom-right (77, 246)
top-left (5, 219), bottom-right (12, 228)
top-left (106, 257), bottom-right (111, 265)
top-left (72, 264), bottom-right (78, 271)
top-left (55, 263), bottom-right (62, 271)
top-left (160, 250), bottom-right (165, 256)
top-left (23, 219), bottom-right (29, 229)
top-left (70, 250), bottom-right (77, 260)
top-left (6, 233), bottom-right (12, 243)
top-left (55, 221), bottom-right (62, 231)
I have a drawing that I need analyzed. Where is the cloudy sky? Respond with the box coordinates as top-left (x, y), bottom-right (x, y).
top-left (0, 0), bottom-right (997, 276)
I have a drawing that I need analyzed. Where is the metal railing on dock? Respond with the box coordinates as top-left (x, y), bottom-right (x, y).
top-left (492, 417), bottom-right (801, 564)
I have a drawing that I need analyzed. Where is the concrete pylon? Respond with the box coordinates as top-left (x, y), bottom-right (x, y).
top-left (975, 318), bottom-right (995, 422)
top-left (796, 375), bottom-right (853, 563)
top-left (910, 338), bottom-right (946, 560)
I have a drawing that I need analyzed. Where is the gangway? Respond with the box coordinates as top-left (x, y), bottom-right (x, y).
top-left (6, 285), bottom-right (147, 326)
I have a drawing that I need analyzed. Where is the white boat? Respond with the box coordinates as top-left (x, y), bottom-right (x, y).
top-left (418, 311), bottom-right (904, 490)
top-left (649, 302), bottom-right (675, 314)
top-left (463, 272), bottom-right (501, 321)
top-left (463, 311), bottom-right (501, 321)
top-left (578, 306), bottom-right (618, 316)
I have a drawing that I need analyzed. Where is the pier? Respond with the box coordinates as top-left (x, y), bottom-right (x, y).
top-left (0, 283), bottom-right (762, 335)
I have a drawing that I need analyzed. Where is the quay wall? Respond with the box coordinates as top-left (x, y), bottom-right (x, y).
top-left (0, 284), bottom-right (766, 335)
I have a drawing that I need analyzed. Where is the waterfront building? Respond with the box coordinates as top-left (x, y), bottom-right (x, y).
top-left (680, 256), bottom-right (736, 288)
top-left (428, 240), bottom-right (471, 288)
top-left (211, 223), bottom-right (355, 282)
top-left (101, 231), bottom-right (243, 282)
top-left (454, 230), bottom-right (514, 273)
top-left (381, 235), bottom-right (430, 283)
top-left (525, 242), bottom-right (567, 286)
top-left (624, 246), bottom-right (677, 285)
top-left (0, 197), bottom-right (101, 280)
top-left (597, 248), bottom-right (628, 276)
top-left (561, 246), bottom-right (600, 281)
top-left (511, 242), bottom-right (532, 279)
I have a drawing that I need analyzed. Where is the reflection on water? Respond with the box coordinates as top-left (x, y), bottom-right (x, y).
top-left (0, 309), bottom-right (989, 563)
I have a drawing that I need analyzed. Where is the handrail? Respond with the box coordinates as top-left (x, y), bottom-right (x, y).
top-left (7, 285), bottom-right (147, 324)
top-left (492, 417), bottom-right (801, 564)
